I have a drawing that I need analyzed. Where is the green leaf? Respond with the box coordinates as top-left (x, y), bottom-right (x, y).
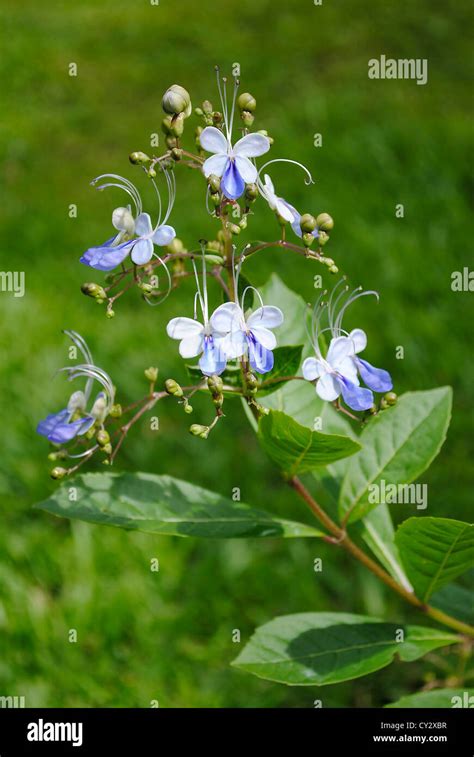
top-left (260, 378), bottom-right (320, 426)
top-left (257, 345), bottom-right (303, 396)
top-left (258, 410), bottom-right (361, 478)
top-left (359, 505), bottom-right (413, 591)
top-left (232, 612), bottom-right (459, 686)
top-left (431, 580), bottom-right (474, 626)
top-left (339, 387), bottom-right (453, 523)
top-left (259, 272), bottom-right (309, 346)
top-left (35, 472), bottom-right (324, 539)
top-left (395, 517), bottom-right (474, 601)
top-left (386, 689), bottom-right (474, 708)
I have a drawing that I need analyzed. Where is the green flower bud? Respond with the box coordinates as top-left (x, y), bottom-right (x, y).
top-left (318, 231), bottom-right (329, 246)
top-left (184, 403), bottom-right (193, 414)
top-left (300, 213), bottom-right (317, 233)
top-left (204, 254), bottom-right (224, 266)
top-left (81, 282), bottom-right (107, 300)
top-left (102, 442), bottom-right (113, 455)
top-left (302, 232), bottom-right (315, 248)
top-left (171, 147), bottom-right (183, 161)
top-left (384, 391), bottom-right (398, 406)
top-left (129, 151), bottom-right (151, 165)
top-left (96, 429), bottom-right (111, 447)
top-left (165, 237), bottom-right (185, 255)
top-left (194, 107), bottom-right (204, 116)
top-left (162, 84), bottom-right (192, 118)
top-left (237, 92), bottom-right (256, 112)
top-left (210, 192), bottom-right (221, 207)
top-left (50, 466), bottom-right (67, 480)
top-left (316, 212), bottom-right (334, 231)
top-left (239, 216), bottom-right (248, 230)
top-left (202, 100), bottom-right (213, 114)
top-left (241, 111), bottom-right (254, 127)
top-left (170, 113), bottom-right (185, 137)
top-left (85, 426), bottom-right (96, 440)
top-left (161, 116), bottom-right (173, 135)
top-left (212, 111), bottom-right (223, 125)
top-left (189, 424), bottom-right (209, 439)
top-left (329, 265), bottom-right (339, 274)
top-left (147, 167), bottom-right (157, 178)
top-left (369, 404), bottom-right (378, 415)
top-left (139, 282), bottom-right (155, 295)
top-left (166, 136), bottom-right (177, 149)
top-left (207, 375), bottom-right (224, 395)
top-left (145, 366), bottom-right (159, 382)
top-left (258, 129), bottom-right (273, 145)
top-left (48, 450), bottom-right (67, 461)
top-left (106, 309), bottom-right (115, 319)
top-left (109, 403), bottom-right (123, 418)
top-left (165, 379), bottom-right (183, 397)
top-left (208, 174), bottom-right (221, 193)
top-left (229, 223), bottom-right (241, 236)
top-left (379, 397), bottom-right (389, 411)
top-left (245, 183), bottom-right (258, 201)
top-left (212, 396), bottom-right (224, 409)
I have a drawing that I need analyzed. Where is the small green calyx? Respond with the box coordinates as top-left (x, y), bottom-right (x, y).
top-left (165, 379), bottom-right (183, 397)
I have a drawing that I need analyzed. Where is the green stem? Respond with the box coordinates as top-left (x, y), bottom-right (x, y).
top-left (290, 476), bottom-right (474, 638)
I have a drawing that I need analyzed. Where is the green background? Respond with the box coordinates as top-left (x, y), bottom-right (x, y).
top-left (0, 0), bottom-right (472, 707)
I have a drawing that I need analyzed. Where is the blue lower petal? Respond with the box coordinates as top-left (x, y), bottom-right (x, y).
top-left (199, 336), bottom-right (227, 376)
top-left (338, 376), bottom-right (374, 411)
top-left (357, 358), bottom-right (393, 392)
top-left (80, 236), bottom-right (133, 272)
top-left (247, 333), bottom-right (274, 374)
top-left (221, 160), bottom-right (245, 200)
top-left (37, 409), bottom-right (94, 444)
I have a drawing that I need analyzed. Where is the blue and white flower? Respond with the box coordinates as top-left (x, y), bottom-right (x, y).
top-left (167, 255), bottom-right (233, 376)
top-left (256, 159), bottom-right (316, 237)
top-left (80, 171), bottom-right (176, 271)
top-left (37, 331), bottom-right (115, 447)
top-left (302, 282), bottom-right (392, 411)
top-left (216, 299), bottom-right (284, 374)
top-left (200, 73), bottom-right (270, 200)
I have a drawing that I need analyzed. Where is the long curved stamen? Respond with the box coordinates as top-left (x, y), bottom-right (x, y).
top-left (161, 169), bottom-right (176, 226)
top-left (327, 278), bottom-right (347, 332)
top-left (63, 330), bottom-right (94, 400)
top-left (60, 364), bottom-right (115, 410)
top-left (328, 280), bottom-right (349, 335)
top-left (191, 257), bottom-right (206, 320)
top-left (309, 290), bottom-right (327, 355)
top-left (257, 159), bottom-right (315, 187)
top-left (215, 67), bottom-right (230, 142)
top-left (335, 288), bottom-right (379, 334)
top-left (241, 285), bottom-right (264, 315)
top-left (144, 253), bottom-right (173, 307)
top-left (200, 241), bottom-right (209, 322)
top-left (91, 174), bottom-right (143, 216)
top-left (228, 76), bottom-right (240, 139)
top-left (149, 176), bottom-right (163, 228)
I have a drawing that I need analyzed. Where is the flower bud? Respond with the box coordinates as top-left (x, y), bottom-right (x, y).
top-left (202, 100), bottom-right (213, 114)
top-left (245, 183), bottom-right (258, 201)
top-left (91, 394), bottom-right (108, 422)
top-left (171, 147), bottom-right (183, 161)
top-left (139, 282), bottom-right (155, 295)
top-left (204, 254), bottom-right (224, 266)
top-left (189, 424), bottom-right (209, 439)
top-left (302, 232), bottom-right (315, 248)
top-left (212, 112), bottom-right (223, 125)
top-left (96, 429), bottom-right (110, 447)
top-left (239, 216), bottom-right (248, 230)
top-left (241, 111), bottom-right (254, 127)
top-left (207, 375), bottom-right (224, 395)
top-left (212, 396), bottom-right (224, 409)
top-left (165, 237), bottom-right (185, 255)
top-left (379, 397), bottom-right (389, 411)
top-left (129, 151), bottom-right (151, 165)
top-left (145, 366), bottom-right (159, 382)
top-left (162, 84), bottom-right (192, 118)
top-left (237, 92), bottom-right (256, 112)
top-left (106, 309), bottom-right (115, 319)
top-left (147, 167), bottom-right (157, 178)
top-left (300, 213), bottom-right (317, 233)
top-left (316, 212), bottom-right (334, 231)
top-left (161, 116), bottom-right (173, 135)
top-left (48, 450), bottom-right (67, 461)
top-left (318, 231), bottom-right (329, 246)
top-left (81, 282), bottom-right (107, 300)
top-left (329, 265), bottom-right (339, 274)
top-left (50, 466), bottom-right (67, 480)
top-left (165, 379), bottom-right (183, 397)
top-left (258, 129), bottom-right (273, 145)
top-left (102, 442), bottom-right (113, 455)
top-left (229, 223), bottom-right (241, 236)
top-left (208, 174), bottom-right (221, 193)
top-left (184, 403), bottom-right (193, 414)
top-left (170, 113), bottom-right (185, 137)
top-left (210, 192), bottom-right (221, 207)
top-left (384, 391), bottom-right (397, 406)
top-left (109, 403), bottom-right (123, 418)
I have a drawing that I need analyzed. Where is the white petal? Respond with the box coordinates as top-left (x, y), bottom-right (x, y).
top-left (199, 126), bottom-right (229, 155)
top-left (264, 174), bottom-right (275, 195)
top-left (202, 153), bottom-right (228, 178)
top-left (233, 132), bottom-right (270, 158)
top-left (337, 356), bottom-right (359, 384)
top-left (326, 336), bottom-right (355, 368)
top-left (152, 224), bottom-right (175, 246)
top-left (135, 212), bottom-right (153, 237)
top-left (220, 330), bottom-right (247, 359)
top-left (349, 328), bottom-right (367, 354)
top-left (131, 238), bottom-right (153, 265)
top-left (275, 197), bottom-right (296, 223)
top-left (302, 357), bottom-right (324, 381)
top-left (210, 302), bottom-right (241, 334)
top-left (316, 373), bottom-right (341, 401)
top-left (234, 155), bottom-right (257, 183)
top-left (250, 325), bottom-right (276, 350)
top-left (179, 333), bottom-right (204, 359)
top-left (166, 317), bottom-right (204, 340)
top-left (112, 206), bottom-right (135, 234)
top-left (247, 306), bottom-right (284, 329)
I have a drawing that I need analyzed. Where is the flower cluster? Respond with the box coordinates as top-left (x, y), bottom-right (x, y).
top-left (37, 69), bottom-right (395, 476)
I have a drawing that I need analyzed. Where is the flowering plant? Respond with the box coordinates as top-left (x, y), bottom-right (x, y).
top-left (35, 70), bottom-right (473, 701)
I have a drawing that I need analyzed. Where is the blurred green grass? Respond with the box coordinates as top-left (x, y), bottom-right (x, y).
top-left (0, 0), bottom-right (472, 706)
